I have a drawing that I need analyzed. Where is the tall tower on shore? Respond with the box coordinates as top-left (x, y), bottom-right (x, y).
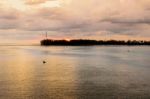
top-left (45, 31), bottom-right (48, 39)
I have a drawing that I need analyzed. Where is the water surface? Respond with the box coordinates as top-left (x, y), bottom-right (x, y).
top-left (0, 46), bottom-right (150, 99)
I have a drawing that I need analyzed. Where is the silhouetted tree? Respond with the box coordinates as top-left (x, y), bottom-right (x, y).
top-left (41, 39), bottom-right (150, 46)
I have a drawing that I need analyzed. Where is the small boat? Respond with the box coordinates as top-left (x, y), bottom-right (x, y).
top-left (43, 61), bottom-right (46, 64)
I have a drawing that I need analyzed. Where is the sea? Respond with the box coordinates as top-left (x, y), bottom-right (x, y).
top-left (0, 46), bottom-right (150, 99)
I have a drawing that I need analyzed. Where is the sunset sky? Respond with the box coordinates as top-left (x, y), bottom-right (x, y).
top-left (0, 0), bottom-right (150, 44)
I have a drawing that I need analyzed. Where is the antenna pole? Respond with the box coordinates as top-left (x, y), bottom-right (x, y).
top-left (46, 31), bottom-right (47, 39)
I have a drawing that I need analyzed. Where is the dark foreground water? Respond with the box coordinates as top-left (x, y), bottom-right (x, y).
top-left (0, 46), bottom-right (150, 99)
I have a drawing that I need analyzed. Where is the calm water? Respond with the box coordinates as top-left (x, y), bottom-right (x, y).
top-left (0, 46), bottom-right (150, 99)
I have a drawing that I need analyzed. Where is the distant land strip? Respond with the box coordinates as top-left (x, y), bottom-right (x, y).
top-left (41, 39), bottom-right (150, 46)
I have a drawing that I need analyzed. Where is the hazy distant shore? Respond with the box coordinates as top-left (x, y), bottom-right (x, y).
top-left (41, 39), bottom-right (150, 46)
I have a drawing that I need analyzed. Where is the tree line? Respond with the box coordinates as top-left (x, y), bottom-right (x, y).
top-left (41, 39), bottom-right (150, 46)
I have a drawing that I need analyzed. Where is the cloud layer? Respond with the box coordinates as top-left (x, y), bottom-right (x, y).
top-left (25, 0), bottom-right (49, 5)
top-left (0, 0), bottom-right (150, 44)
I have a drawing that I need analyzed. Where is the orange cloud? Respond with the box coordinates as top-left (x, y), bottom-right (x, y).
top-left (25, 0), bottom-right (50, 5)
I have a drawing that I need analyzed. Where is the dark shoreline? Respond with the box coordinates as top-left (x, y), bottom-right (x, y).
top-left (41, 39), bottom-right (150, 46)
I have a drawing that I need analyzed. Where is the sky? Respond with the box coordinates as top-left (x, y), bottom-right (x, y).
top-left (0, 0), bottom-right (150, 44)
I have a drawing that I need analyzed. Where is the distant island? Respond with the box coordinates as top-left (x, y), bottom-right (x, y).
top-left (41, 39), bottom-right (150, 46)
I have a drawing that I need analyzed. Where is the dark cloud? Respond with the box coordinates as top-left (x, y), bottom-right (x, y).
top-left (0, 8), bottom-right (20, 29)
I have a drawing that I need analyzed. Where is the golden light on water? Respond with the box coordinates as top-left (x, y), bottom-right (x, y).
top-left (0, 45), bottom-right (150, 98)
